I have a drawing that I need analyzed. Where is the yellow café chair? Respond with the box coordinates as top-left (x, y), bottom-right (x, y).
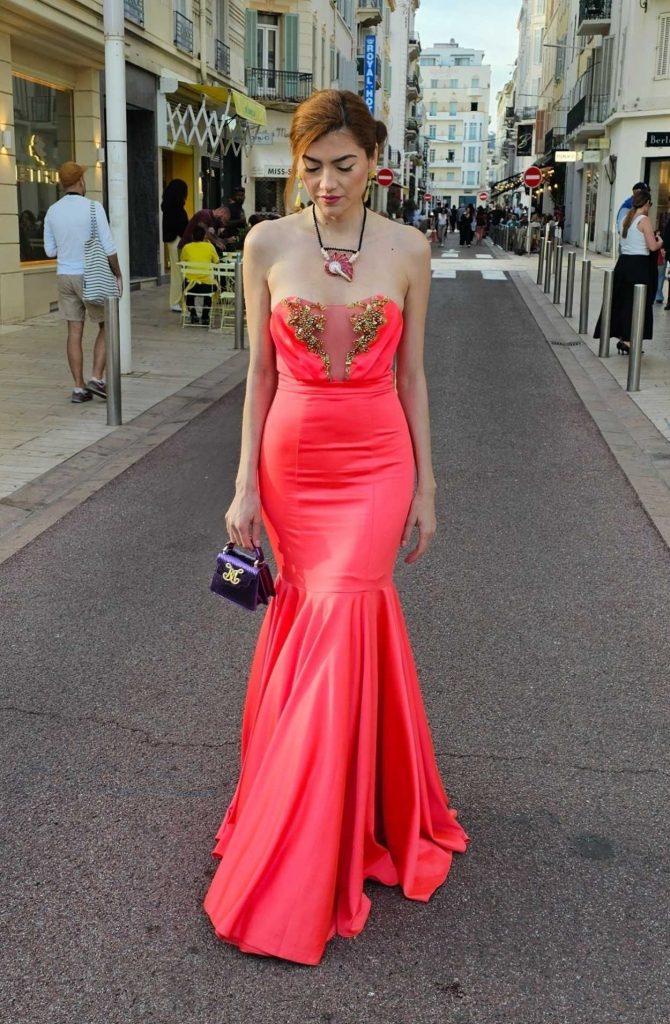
top-left (178, 260), bottom-right (221, 329)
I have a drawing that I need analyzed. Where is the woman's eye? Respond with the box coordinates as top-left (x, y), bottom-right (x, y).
top-left (336, 166), bottom-right (354, 173)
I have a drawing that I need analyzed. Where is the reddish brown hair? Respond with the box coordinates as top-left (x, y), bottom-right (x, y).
top-left (285, 90), bottom-right (387, 208)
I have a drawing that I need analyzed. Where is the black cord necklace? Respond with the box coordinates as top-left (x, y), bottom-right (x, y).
top-left (312, 203), bottom-right (367, 282)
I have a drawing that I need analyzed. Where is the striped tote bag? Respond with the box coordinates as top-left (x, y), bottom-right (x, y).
top-left (83, 202), bottom-right (118, 303)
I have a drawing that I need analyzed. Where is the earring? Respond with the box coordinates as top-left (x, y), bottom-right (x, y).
top-left (364, 172), bottom-right (375, 203)
top-left (294, 176), bottom-right (304, 211)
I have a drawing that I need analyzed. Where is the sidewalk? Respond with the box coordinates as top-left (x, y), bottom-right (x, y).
top-left (497, 242), bottom-right (670, 442)
top-left (0, 286), bottom-right (244, 501)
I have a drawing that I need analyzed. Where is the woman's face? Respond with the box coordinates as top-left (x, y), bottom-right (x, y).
top-left (299, 129), bottom-right (376, 218)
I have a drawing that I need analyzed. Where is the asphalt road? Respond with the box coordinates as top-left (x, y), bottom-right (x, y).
top-left (2, 273), bottom-right (670, 1024)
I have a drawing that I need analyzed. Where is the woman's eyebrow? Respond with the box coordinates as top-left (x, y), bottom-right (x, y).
top-left (303, 153), bottom-right (358, 164)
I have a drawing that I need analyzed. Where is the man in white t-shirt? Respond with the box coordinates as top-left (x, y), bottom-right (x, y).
top-left (43, 162), bottom-right (122, 403)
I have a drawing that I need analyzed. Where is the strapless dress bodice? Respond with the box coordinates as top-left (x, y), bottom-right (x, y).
top-left (269, 295), bottom-right (403, 384)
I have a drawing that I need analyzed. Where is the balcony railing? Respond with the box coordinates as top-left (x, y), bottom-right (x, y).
top-left (245, 68), bottom-right (313, 104)
top-left (578, 0), bottom-right (612, 36)
top-left (174, 10), bottom-right (193, 54)
top-left (406, 117), bottom-right (418, 134)
top-left (356, 0), bottom-right (383, 25)
top-left (215, 39), bottom-right (230, 76)
top-left (124, 0), bottom-right (144, 26)
top-left (544, 126), bottom-right (565, 154)
top-left (566, 93), bottom-right (609, 135)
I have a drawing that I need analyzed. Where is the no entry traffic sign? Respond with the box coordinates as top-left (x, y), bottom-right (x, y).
top-left (523, 165), bottom-right (542, 188)
top-left (423, 192), bottom-right (432, 201)
top-left (478, 190), bottom-right (489, 202)
top-left (376, 167), bottom-right (394, 187)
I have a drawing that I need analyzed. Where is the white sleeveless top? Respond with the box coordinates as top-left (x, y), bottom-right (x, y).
top-left (620, 214), bottom-right (650, 256)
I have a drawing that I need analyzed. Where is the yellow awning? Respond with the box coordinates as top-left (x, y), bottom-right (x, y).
top-left (188, 84), bottom-right (267, 126)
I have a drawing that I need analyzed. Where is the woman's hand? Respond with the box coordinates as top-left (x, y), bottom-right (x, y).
top-left (400, 490), bottom-right (437, 564)
top-left (225, 488), bottom-right (262, 549)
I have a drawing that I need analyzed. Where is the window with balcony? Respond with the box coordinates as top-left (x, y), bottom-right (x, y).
top-left (429, 148), bottom-right (436, 162)
top-left (447, 171), bottom-right (455, 181)
top-left (215, 0), bottom-right (229, 75)
top-left (467, 170), bottom-right (476, 185)
top-left (428, 125), bottom-right (436, 139)
top-left (467, 145), bottom-right (478, 163)
top-left (470, 102), bottom-right (478, 111)
top-left (449, 100), bottom-right (457, 115)
top-left (448, 150), bottom-right (455, 162)
top-left (431, 78), bottom-right (439, 88)
top-left (449, 78), bottom-right (459, 87)
top-left (245, 9), bottom-right (309, 102)
top-left (174, 0), bottom-right (193, 53)
top-left (471, 76), bottom-right (480, 88)
top-left (429, 101), bottom-right (437, 115)
top-left (448, 125), bottom-right (456, 140)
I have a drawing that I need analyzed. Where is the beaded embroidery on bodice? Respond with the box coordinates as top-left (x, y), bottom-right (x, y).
top-left (270, 295), bottom-right (403, 383)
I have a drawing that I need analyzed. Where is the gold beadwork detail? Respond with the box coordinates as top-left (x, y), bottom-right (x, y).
top-left (345, 297), bottom-right (388, 379)
top-left (282, 299), bottom-right (330, 379)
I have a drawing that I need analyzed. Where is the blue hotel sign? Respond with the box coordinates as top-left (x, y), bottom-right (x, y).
top-left (364, 34), bottom-right (376, 116)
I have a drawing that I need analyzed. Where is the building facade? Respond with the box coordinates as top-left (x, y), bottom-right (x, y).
top-left (0, 0), bottom-right (260, 324)
top-left (420, 39), bottom-right (491, 208)
top-left (533, 0), bottom-right (670, 252)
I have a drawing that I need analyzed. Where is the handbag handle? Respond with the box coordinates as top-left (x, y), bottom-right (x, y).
top-left (89, 200), bottom-right (98, 241)
top-left (224, 540), bottom-right (265, 567)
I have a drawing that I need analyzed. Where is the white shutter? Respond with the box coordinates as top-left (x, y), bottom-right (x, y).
top-left (656, 14), bottom-right (670, 79)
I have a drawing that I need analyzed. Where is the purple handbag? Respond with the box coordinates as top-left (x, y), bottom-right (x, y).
top-left (210, 542), bottom-right (275, 611)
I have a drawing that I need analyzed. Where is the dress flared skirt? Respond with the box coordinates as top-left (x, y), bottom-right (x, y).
top-left (203, 374), bottom-right (468, 965)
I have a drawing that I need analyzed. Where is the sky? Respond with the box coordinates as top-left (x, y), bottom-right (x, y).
top-left (415, 0), bottom-right (521, 115)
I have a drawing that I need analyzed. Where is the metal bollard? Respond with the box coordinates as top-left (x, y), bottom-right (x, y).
top-left (552, 244), bottom-right (563, 304)
top-left (234, 254), bottom-right (245, 350)
top-left (564, 251), bottom-right (577, 318)
top-left (627, 284), bottom-right (647, 392)
top-left (543, 239), bottom-right (553, 293)
top-left (598, 269), bottom-right (614, 358)
top-left (537, 238), bottom-right (545, 285)
top-left (104, 295), bottom-right (122, 426)
top-left (578, 259), bottom-right (591, 334)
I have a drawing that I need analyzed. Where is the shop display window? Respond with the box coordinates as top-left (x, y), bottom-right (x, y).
top-left (13, 75), bottom-right (74, 263)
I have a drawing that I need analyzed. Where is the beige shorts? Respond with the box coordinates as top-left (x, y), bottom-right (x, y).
top-left (57, 275), bottom-right (105, 323)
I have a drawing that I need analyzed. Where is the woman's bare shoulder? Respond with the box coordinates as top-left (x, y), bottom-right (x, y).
top-left (374, 214), bottom-right (430, 256)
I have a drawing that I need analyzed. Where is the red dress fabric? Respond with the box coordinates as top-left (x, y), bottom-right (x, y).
top-left (204, 295), bottom-right (468, 965)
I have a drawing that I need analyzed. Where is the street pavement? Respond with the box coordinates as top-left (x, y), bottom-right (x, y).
top-left (2, 271), bottom-right (670, 1024)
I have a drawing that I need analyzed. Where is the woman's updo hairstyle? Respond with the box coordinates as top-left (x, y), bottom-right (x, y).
top-left (285, 90), bottom-right (387, 207)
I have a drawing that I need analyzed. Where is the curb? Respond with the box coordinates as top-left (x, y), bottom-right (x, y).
top-left (0, 352), bottom-right (249, 565)
top-left (510, 270), bottom-right (670, 552)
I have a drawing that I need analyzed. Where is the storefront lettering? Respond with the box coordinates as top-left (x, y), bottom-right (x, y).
top-left (646, 132), bottom-right (670, 148)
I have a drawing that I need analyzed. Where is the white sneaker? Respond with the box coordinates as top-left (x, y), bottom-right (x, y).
top-left (171, 303), bottom-right (181, 312)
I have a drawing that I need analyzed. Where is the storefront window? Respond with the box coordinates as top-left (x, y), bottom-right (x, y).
top-left (13, 75), bottom-right (74, 263)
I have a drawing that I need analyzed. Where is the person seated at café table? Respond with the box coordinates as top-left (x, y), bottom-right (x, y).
top-left (179, 224), bottom-right (219, 326)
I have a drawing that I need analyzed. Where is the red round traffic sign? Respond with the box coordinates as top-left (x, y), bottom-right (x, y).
top-left (423, 193), bottom-right (432, 201)
top-left (478, 190), bottom-right (489, 201)
top-left (523, 166), bottom-right (542, 188)
top-left (376, 167), bottom-right (394, 187)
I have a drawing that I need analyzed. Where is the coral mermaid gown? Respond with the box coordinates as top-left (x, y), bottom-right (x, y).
top-left (204, 294), bottom-right (468, 965)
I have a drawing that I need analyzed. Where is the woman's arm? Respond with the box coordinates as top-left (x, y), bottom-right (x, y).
top-left (638, 215), bottom-right (663, 252)
top-left (225, 223), bottom-right (278, 548)
top-left (395, 232), bottom-right (436, 564)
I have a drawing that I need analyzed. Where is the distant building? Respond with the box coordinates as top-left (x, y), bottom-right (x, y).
top-left (420, 39), bottom-right (491, 208)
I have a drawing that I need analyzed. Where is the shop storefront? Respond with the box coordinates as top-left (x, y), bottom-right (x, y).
top-left (244, 110), bottom-right (292, 216)
top-left (0, 29), bottom-right (103, 323)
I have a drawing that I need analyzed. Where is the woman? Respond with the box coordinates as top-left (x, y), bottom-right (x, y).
top-left (595, 189), bottom-right (662, 354)
top-left (203, 90), bottom-right (468, 966)
top-left (160, 178), bottom-right (188, 312)
top-left (475, 206), bottom-right (487, 244)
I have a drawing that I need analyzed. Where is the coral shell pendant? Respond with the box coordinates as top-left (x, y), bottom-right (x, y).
top-left (324, 251), bottom-right (354, 282)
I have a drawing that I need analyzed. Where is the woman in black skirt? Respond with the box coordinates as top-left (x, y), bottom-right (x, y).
top-left (595, 189), bottom-right (663, 354)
